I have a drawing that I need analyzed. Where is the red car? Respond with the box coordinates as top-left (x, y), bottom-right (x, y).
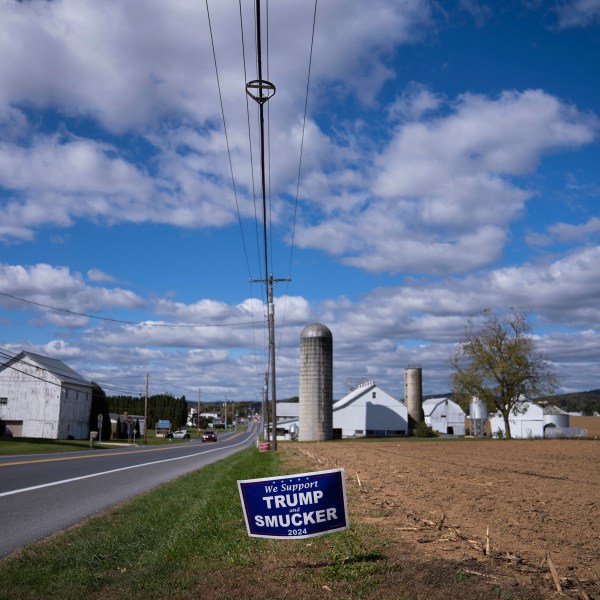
top-left (202, 431), bottom-right (217, 442)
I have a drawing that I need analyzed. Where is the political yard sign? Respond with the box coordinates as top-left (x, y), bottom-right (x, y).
top-left (238, 468), bottom-right (349, 539)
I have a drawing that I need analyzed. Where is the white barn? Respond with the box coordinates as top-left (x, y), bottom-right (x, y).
top-left (333, 381), bottom-right (408, 438)
top-left (489, 401), bottom-right (544, 439)
top-left (423, 397), bottom-right (466, 435)
top-left (276, 381), bottom-right (408, 440)
top-left (0, 351), bottom-right (92, 439)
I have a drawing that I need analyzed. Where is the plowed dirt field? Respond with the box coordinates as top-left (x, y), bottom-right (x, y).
top-left (287, 438), bottom-right (599, 599)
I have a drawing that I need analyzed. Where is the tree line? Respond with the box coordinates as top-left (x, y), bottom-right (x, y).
top-left (544, 390), bottom-right (600, 416)
top-left (88, 383), bottom-right (189, 435)
top-left (107, 393), bottom-right (188, 429)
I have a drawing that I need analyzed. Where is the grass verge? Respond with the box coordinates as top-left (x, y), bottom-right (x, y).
top-left (0, 447), bottom-right (278, 599)
top-left (0, 430), bottom-right (210, 455)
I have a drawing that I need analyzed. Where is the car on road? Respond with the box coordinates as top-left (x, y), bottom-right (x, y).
top-left (202, 431), bottom-right (217, 442)
top-left (172, 430), bottom-right (190, 439)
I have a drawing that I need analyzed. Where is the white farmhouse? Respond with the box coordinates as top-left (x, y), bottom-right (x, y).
top-left (422, 397), bottom-right (466, 435)
top-left (489, 401), bottom-right (544, 439)
top-left (0, 351), bottom-right (92, 439)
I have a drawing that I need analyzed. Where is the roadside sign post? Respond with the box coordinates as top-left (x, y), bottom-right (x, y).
top-left (97, 413), bottom-right (103, 443)
top-left (238, 469), bottom-right (348, 539)
top-left (126, 415), bottom-right (134, 442)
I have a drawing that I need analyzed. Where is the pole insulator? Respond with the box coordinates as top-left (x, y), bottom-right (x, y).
top-left (246, 79), bottom-right (276, 104)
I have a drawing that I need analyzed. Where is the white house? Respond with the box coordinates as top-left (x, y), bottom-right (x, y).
top-left (0, 351), bottom-right (92, 439)
top-left (423, 397), bottom-right (466, 435)
top-left (489, 401), bottom-right (544, 439)
top-left (276, 381), bottom-right (408, 440)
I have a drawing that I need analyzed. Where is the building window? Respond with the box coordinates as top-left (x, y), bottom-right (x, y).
top-left (0, 397), bottom-right (7, 405)
top-left (372, 391), bottom-right (376, 398)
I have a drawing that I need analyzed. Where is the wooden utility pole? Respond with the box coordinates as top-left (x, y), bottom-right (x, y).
top-left (197, 387), bottom-right (201, 438)
top-left (246, 0), bottom-right (290, 451)
top-left (143, 371), bottom-right (148, 443)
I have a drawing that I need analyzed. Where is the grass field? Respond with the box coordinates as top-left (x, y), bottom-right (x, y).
top-left (570, 415), bottom-right (600, 437)
top-left (0, 429), bottom-right (204, 455)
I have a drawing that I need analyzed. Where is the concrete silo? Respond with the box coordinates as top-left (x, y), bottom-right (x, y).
top-left (299, 323), bottom-right (333, 442)
top-left (404, 367), bottom-right (424, 432)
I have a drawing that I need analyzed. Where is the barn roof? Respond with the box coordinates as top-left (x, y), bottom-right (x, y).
top-left (542, 404), bottom-right (569, 416)
top-left (333, 380), bottom-right (403, 411)
top-left (422, 397), bottom-right (465, 418)
top-left (11, 351), bottom-right (91, 387)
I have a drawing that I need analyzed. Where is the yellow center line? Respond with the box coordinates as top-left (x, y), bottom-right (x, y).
top-left (0, 432), bottom-right (245, 468)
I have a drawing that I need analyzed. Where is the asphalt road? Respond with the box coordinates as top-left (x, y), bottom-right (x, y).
top-left (0, 425), bottom-right (258, 558)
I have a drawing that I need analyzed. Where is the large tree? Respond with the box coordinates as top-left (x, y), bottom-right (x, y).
top-left (451, 308), bottom-right (558, 439)
top-left (89, 382), bottom-right (112, 442)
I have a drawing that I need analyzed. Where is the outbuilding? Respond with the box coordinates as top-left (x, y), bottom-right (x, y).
top-left (0, 351), bottom-right (92, 439)
top-left (423, 397), bottom-right (466, 435)
top-left (489, 401), bottom-right (544, 439)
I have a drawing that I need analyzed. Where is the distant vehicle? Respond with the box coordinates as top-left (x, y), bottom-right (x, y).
top-left (202, 431), bottom-right (217, 442)
top-left (172, 431), bottom-right (190, 439)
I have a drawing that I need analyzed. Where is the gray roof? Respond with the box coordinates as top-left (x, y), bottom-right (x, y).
top-left (14, 351), bottom-right (91, 387)
top-left (277, 402), bottom-right (299, 418)
top-left (543, 404), bottom-right (569, 416)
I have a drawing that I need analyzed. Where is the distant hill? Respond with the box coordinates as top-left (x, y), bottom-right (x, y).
top-left (540, 390), bottom-right (600, 415)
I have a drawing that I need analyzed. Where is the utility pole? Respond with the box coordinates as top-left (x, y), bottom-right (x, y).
top-left (262, 372), bottom-right (269, 441)
top-left (144, 372), bottom-right (148, 443)
top-left (247, 0), bottom-right (290, 451)
top-left (197, 387), bottom-right (201, 438)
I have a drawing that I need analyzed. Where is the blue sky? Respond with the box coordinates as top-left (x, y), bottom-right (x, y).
top-left (1, 0), bottom-right (599, 403)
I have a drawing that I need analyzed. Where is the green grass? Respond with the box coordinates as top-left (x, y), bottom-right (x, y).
top-left (0, 430), bottom-right (201, 455)
top-left (0, 437), bottom-right (98, 455)
top-left (0, 447), bottom-right (280, 599)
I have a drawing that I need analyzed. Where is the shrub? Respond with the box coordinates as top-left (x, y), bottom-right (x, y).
top-left (414, 421), bottom-right (437, 437)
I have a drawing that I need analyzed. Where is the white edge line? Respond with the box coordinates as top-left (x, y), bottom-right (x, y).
top-left (0, 433), bottom-right (256, 498)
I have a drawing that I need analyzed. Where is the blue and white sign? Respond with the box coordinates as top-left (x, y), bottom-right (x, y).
top-left (157, 419), bottom-right (171, 429)
top-left (238, 468), bottom-right (349, 539)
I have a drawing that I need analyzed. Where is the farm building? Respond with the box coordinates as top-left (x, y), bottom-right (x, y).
top-left (489, 401), bottom-right (545, 439)
top-left (333, 381), bottom-right (408, 438)
top-left (0, 351), bottom-right (92, 439)
top-left (276, 381), bottom-right (408, 440)
top-left (422, 397), bottom-right (466, 435)
top-left (276, 401), bottom-right (299, 421)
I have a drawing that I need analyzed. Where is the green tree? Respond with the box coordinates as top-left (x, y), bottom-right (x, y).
top-left (451, 308), bottom-right (558, 439)
top-left (89, 383), bottom-right (112, 442)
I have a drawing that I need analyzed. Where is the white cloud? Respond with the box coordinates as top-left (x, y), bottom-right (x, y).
top-left (295, 89), bottom-right (597, 275)
top-left (0, 0), bottom-right (431, 130)
top-left (87, 269), bottom-right (117, 283)
top-left (0, 263), bottom-right (144, 320)
top-left (529, 216), bottom-right (600, 246)
top-left (554, 0), bottom-right (600, 28)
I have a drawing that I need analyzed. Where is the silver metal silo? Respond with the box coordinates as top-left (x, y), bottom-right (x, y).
top-left (299, 323), bottom-right (333, 442)
top-left (469, 397), bottom-right (488, 437)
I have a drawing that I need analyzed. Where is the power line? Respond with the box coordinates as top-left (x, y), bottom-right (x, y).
top-left (287, 0), bottom-right (318, 280)
top-left (205, 0), bottom-right (253, 280)
top-left (0, 291), bottom-right (265, 328)
top-left (280, 0), bottom-right (319, 348)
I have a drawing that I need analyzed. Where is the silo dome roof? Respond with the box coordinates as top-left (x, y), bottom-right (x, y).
top-left (301, 323), bottom-right (332, 339)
